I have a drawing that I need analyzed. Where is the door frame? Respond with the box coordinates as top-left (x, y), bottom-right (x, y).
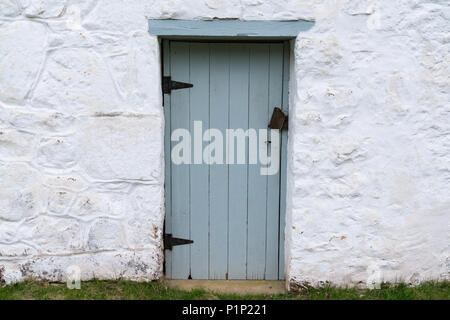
top-left (149, 19), bottom-right (315, 281)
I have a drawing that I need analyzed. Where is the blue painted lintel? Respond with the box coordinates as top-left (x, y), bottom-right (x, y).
top-left (149, 19), bottom-right (314, 38)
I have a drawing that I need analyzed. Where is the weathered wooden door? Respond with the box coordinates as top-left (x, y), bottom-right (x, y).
top-left (163, 41), bottom-right (288, 280)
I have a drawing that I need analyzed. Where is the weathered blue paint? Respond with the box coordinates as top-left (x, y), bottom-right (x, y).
top-left (209, 44), bottom-right (230, 279)
top-left (189, 43), bottom-right (210, 279)
top-left (164, 41), bottom-right (288, 280)
top-left (149, 19), bottom-right (314, 38)
top-left (228, 43), bottom-right (250, 279)
top-left (162, 40), bottom-right (173, 278)
top-left (246, 44), bottom-right (270, 280)
top-left (266, 43), bottom-right (284, 280)
top-left (169, 42), bottom-right (191, 279)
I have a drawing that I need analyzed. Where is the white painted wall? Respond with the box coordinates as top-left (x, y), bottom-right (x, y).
top-left (0, 0), bottom-right (448, 288)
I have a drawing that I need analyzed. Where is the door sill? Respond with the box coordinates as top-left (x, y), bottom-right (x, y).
top-left (163, 279), bottom-right (286, 295)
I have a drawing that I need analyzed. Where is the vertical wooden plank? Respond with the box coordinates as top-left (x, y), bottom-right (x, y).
top-left (278, 41), bottom-right (290, 280)
top-left (163, 40), bottom-right (172, 278)
top-left (265, 43), bottom-right (284, 280)
top-left (227, 44), bottom-right (250, 279)
top-left (209, 43), bottom-right (229, 279)
top-left (170, 42), bottom-right (191, 279)
top-left (247, 44), bottom-right (270, 280)
top-left (189, 43), bottom-right (210, 279)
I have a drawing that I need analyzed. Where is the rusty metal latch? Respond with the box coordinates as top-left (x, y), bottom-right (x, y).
top-left (268, 107), bottom-right (288, 130)
top-left (164, 233), bottom-right (193, 250)
top-left (162, 76), bottom-right (193, 94)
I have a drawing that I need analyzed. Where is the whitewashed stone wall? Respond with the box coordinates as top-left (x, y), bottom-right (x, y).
top-left (0, 0), bottom-right (448, 288)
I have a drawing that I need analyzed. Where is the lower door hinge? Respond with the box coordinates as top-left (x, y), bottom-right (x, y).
top-left (163, 76), bottom-right (193, 94)
top-left (164, 233), bottom-right (193, 250)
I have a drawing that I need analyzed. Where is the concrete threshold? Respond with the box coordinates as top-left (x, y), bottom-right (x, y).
top-left (164, 280), bottom-right (286, 295)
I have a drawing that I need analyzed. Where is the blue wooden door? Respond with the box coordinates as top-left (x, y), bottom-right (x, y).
top-left (164, 41), bottom-right (288, 280)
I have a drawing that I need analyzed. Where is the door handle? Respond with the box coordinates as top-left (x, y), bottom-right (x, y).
top-left (268, 107), bottom-right (288, 130)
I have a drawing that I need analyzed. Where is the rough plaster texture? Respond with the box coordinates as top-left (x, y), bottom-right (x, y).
top-left (0, 0), bottom-right (448, 288)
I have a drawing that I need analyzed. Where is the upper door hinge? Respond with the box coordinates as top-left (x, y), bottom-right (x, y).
top-left (163, 76), bottom-right (193, 94)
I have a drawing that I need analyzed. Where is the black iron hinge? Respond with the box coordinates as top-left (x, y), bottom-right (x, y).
top-left (164, 233), bottom-right (194, 251)
top-left (162, 76), bottom-right (193, 94)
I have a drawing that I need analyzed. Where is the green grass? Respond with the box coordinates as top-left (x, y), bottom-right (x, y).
top-left (0, 280), bottom-right (448, 300)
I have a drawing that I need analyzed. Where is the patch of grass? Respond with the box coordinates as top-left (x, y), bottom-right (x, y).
top-left (0, 280), bottom-right (448, 300)
top-left (287, 281), bottom-right (450, 300)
